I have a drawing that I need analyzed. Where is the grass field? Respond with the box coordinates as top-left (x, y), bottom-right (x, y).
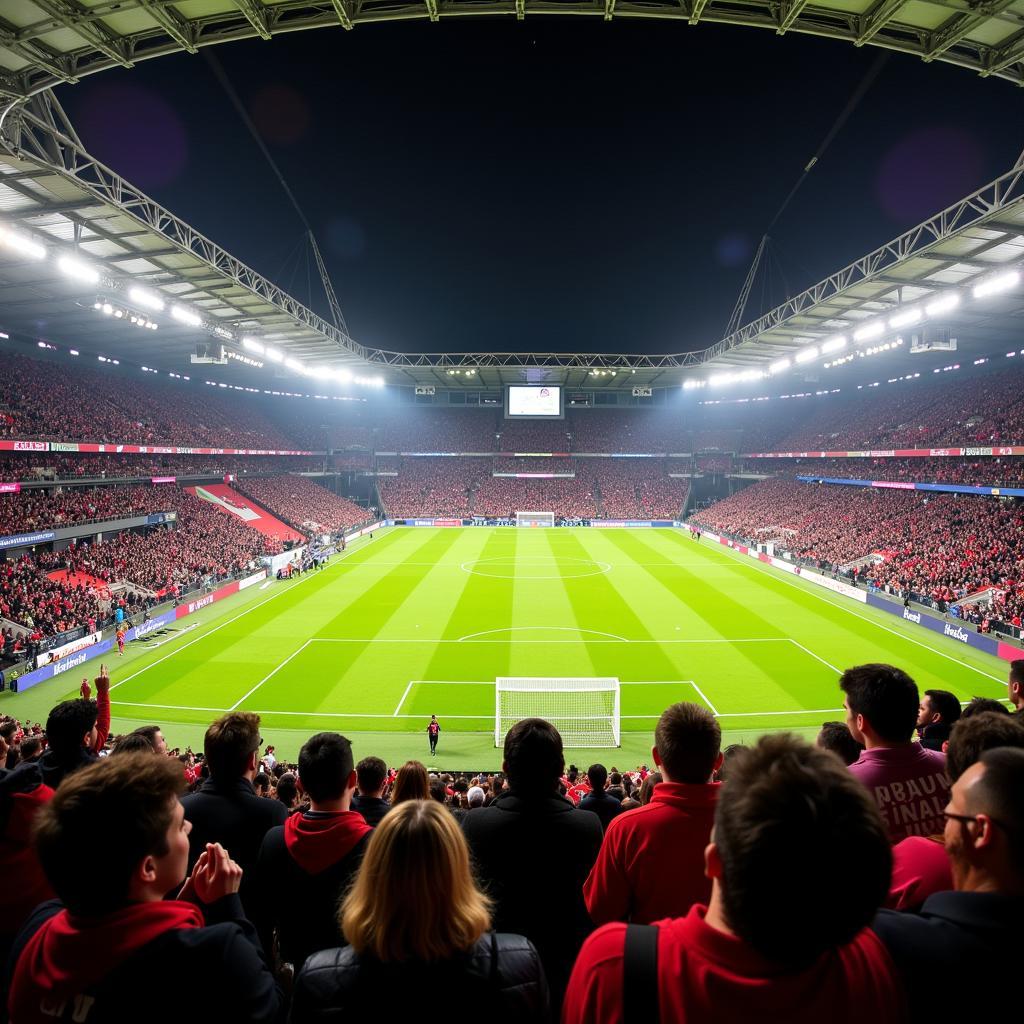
top-left (3, 526), bottom-right (1012, 768)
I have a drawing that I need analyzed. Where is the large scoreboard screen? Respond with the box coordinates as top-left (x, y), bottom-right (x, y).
top-left (505, 385), bottom-right (564, 420)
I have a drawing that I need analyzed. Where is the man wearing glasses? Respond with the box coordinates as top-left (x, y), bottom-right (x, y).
top-left (873, 746), bottom-right (1024, 1020)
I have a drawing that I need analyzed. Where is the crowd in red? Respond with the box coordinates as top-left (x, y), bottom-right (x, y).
top-left (236, 476), bottom-right (368, 534)
top-left (743, 456), bottom-right (1024, 487)
top-left (0, 454), bottom-right (326, 483)
top-left (0, 485), bottom-right (174, 536)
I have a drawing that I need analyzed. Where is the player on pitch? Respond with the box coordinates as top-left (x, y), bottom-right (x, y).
top-left (427, 715), bottom-right (441, 758)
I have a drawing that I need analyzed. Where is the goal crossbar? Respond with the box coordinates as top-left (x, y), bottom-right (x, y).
top-left (495, 676), bottom-right (620, 748)
top-left (516, 510), bottom-right (554, 527)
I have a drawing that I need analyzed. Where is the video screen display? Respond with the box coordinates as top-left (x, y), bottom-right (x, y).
top-left (505, 385), bottom-right (563, 419)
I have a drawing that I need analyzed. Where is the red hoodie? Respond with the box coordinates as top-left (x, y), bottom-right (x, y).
top-left (8, 902), bottom-right (203, 1024)
top-left (283, 809), bottom-right (372, 874)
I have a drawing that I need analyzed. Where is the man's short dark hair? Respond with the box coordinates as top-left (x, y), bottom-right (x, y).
top-left (203, 712), bottom-right (261, 780)
top-left (714, 733), bottom-right (891, 968)
top-left (44, 699), bottom-right (99, 763)
top-left (19, 736), bottom-right (42, 761)
top-left (356, 755), bottom-right (387, 794)
top-left (817, 722), bottom-right (863, 766)
top-left (34, 754), bottom-right (184, 916)
top-left (961, 697), bottom-right (1011, 719)
top-left (839, 664), bottom-right (919, 743)
top-left (297, 732), bottom-right (354, 803)
top-left (1010, 660), bottom-right (1024, 688)
top-left (503, 718), bottom-right (564, 795)
top-left (974, 747), bottom-right (1024, 867)
top-left (923, 689), bottom-right (962, 725)
top-left (946, 712), bottom-right (1024, 783)
top-left (276, 772), bottom-right (298, 806)
top-left (131, 725), bottom-right (163, 750)
top-left (587, 763), bottom-right (607, 791)
top-left (654, 703), bottom-right (721, 783)
top-left (112, 733), bottom-right (156, 756)
top-left (429, 778), bottom-right (447, 804)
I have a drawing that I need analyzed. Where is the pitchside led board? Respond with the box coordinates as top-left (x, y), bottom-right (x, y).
top-left (504, 384), bottom-right (564, 420)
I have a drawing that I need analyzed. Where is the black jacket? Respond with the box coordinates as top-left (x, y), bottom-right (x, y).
top-left (37, 747), bottom-right (98, 791)
top-left (8, 895), bottom-right (284, 1024)
top-left (250, 813), bottom-right (370, 970)
top-left (460, 791), bottom-right (602, 1002)
top-left (873, 891), bottom-right (1024, 1021)
top-left (578, 790), bottom-right (624, 832)
top-left (350, 794), bottom-right (390, 827)
top-left (181, 776), bottom-right (288, 909)
top-left (290, 932), bottom-right (549, 1023)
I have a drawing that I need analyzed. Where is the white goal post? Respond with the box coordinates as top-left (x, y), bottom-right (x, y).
top-left (495, 677), bottom-right (621, 748)
top-left (516, 510), bottom-right (555, 528)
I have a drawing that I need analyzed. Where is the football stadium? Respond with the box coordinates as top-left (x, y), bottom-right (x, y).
top-left (1, 6), bottom-right (1023, 1022)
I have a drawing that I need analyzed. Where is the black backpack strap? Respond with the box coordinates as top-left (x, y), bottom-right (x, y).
top-left (623, 923), bottom-right (659, 1024)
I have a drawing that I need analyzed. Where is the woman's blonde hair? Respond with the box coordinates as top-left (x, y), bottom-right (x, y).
top-left (390, 759), bottom-right (429, 804)
top-left (341, 799), bottom-right (491, 962)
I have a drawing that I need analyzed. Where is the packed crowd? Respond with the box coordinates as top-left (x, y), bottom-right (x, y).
top-left (749, 456), bottom-right (1024, 487)
top-left (0, 486), bottom-right (174, 536)
top-left (236, 476), bottom-right (368, 535)
top-left (0, 455), bottom-right (325, 483)
top-left (473, 475), bottom-right (598, 519)
top-left (0, 662), bottom-right (1021, 1023)
top-left (376, 458), bottom-right (487, 519)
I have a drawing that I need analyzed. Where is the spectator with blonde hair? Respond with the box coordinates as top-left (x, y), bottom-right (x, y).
top-left (291, 800), bottom-right (548, 1022)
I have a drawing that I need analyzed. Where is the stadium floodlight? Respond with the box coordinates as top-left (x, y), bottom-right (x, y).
top-left (264, 346), bottom-right (284, 363)
top-left (820, 335), bottom-right (847, 354)
top-left (57, 255), bottom-right (100, 285)
top-left (242, 337), bottom-right (265, 355)
top-left (889, 307), bottom-right (921, 329)
top-left (794, 346), bottom-right (818, 364)
top-left (972, 270), bottom-right (1019, 299)
top-left (129, 286), bottom-right (164, 311)
top-left (495, 677), bottom-right (620, 748)
top-left (853, 321), bottom-right (885, 342)
top-left (335, 368), bottom-right (353, 384)
top-left (769, 358), bottom-right (791, 375)
top-left (170, 304), bottom-right (201, 327)
top-left (924, 292), bottom-right (960, 316)
top-left (284, 357), bottom-right (304, 373)
top-left (0, 226), bottom-right (46, 260)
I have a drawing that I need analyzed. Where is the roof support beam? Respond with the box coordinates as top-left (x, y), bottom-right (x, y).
top-left (857, 0), bottom-right (905, 46)
top-left (604, 0), bottom-right (616, 20)
top-left (777, 0), bottom-right (811, 34)
top-left (134, 0), bottom-right (197, 53)
top-left (0, 17), bottom-right (76, 85)
top-left (229, 0), bottom-right (273, 41)
top-left (327, 0), bottom-right (354, 30)
top-left (983, 29), bottom-right (1024, 75)
top-left (926, 0), bottom-right (1016, 62)
top-left (29, 0), bottom-right (134, 68)
top-left (425, 0), bottom-right (439, 21)
top-left (689, 0), bottom-right (711, 25)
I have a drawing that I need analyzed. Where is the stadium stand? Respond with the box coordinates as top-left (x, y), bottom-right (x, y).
top-left (234, 475), bottom-right (368, 535)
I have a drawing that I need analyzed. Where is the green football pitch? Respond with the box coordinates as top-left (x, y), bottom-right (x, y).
top-left (4, 526), bottom-right (1012, 768)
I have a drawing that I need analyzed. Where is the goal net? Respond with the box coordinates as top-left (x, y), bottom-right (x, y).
top-left (516, 510), bottom-right (555, 528)
top-left (495, 677), bottom-right (620, 748)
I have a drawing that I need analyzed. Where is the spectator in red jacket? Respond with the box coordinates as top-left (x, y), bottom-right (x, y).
top-left (563, 734), bottom-right (900, 1024)
top-left (583, 702), bottom-right (721, 925)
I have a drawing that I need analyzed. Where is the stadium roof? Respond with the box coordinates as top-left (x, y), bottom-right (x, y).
top-left (2, 88), bottom-right (1024, 395)
top-left (4, 0), bottom-right (1024, 99)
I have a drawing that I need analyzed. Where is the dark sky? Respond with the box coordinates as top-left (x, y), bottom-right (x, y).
top-left (57, 20), bottom-right (1022, 357)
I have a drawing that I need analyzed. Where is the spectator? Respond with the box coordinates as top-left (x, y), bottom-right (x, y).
top-left (292, 800), bottom-right (549, 1023)
top-left (467, 785), bottom-right (485, 809)
top-left (960, 696), bottom-right (1011, 718)
top-left (584, 703), bottom-right (721, 926)
top-left (713, 742), bottom-right (749, 783)
top-left (887, 711), bottom-right (1024, 911)
top-left (817, 721), bottom-right (864, 766)
top-left (1009, 659), bottom-right (1024, 713)
top-left (252, 733), bottom-right (371, 971)
top-left (841, 664), bottom-right (950, 843)
top-left (37, 671), bottom-right (110, 789)
top-left (275, 772), bottom-right (299, 811)
top-left (605, 771), bottom-right (625, 803)
top-left (131, 725), bottom-right (167, 755)
top-left (111, 733), bottom-right (159, 756)
top-left (6, 754), bottom-right (284, 1024)
top-left (638, 772), bottom-right (662, 805)
top-left (577, 764), bottom-right (623, 832)
top-left (874, 747), bottom-right (1024, 1022)
top-left (563, 734), bottom-right (899, 1024)
top-left (917, 689), bottom-right (961, 751)
top-left (181, 712), bottom-right (288, 908)
top-left (390, 760), bottom-right (429, 805)
top-left (461, 719), bottom-right (603, 1006)
top-left (351, 756), bottom-right (390, 827)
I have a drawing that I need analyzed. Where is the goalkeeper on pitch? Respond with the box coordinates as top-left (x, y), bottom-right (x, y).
top-left (427, 715), bottom-right (441, 757)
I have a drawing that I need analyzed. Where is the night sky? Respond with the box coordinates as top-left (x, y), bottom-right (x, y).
top-left (56, 20), bottom-right (1022, 357)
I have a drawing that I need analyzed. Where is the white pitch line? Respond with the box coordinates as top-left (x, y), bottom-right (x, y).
top-left (706, 540), bottom-right (1008, 686)
top-left (111, 700), bottom-right (229, 713)
top-left (228, 640), bottom-right (312, 711)
top-left (688, 680), bottom-right (721, 716)
top-left (110, 530), bottom-right (389, 692)
top-left (393, 680), bottom-right (415, 716)
top-left (306, 637), bottom-right (788, 645)
top-left (457, 626), bottom-right (629, 643)
top-left (715, 707), bottom-right (845, 719)
top-left (788, 638), bottom-right (842, 675)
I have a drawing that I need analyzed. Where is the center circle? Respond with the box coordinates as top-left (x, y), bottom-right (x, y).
top-left (460, 556), bottom-right (612, 580)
